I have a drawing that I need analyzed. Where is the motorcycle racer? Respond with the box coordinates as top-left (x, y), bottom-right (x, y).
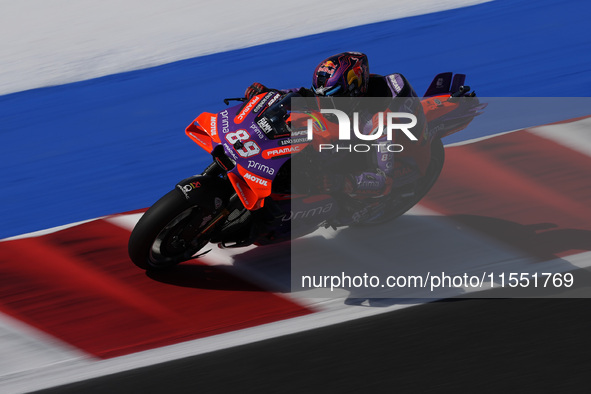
top-left (244, 52), bottom-right (431, 206)
top-left (129, 59), bottom-right (485, 269)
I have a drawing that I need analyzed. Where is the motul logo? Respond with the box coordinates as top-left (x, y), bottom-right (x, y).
top-left (243, 172), bottom-right (268, 186)
top-left (235, 96), bottom-right (261, 124)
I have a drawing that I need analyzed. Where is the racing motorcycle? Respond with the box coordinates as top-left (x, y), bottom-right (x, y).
top-left (128, 72), bottom-right (486, 270)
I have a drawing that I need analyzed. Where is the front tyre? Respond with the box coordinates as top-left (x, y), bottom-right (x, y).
top-left (128, 189), bottom-right (216, 270)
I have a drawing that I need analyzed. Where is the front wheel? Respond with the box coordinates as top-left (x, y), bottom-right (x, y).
top-left (128, 189), bottom-right (218, 270)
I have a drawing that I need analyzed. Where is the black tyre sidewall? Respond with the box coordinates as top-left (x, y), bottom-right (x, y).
top-left (128, 189), bottom-right (210, 270)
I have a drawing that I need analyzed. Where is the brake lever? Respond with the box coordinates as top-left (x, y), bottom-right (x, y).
top-left (223, 97), bottom-right (247, 105)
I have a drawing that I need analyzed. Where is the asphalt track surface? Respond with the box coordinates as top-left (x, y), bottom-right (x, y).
top-left (34, 296), bottom-right (591, 393)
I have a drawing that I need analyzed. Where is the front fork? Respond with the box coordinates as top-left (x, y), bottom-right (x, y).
top-left (194, 156), bottom-right (290, 248)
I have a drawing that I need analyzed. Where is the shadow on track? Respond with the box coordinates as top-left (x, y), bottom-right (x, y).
top-left (145, 213), bottom-right (591, 303)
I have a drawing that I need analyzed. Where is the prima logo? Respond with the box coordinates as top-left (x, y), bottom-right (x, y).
top-left (249, 123), bottom-right (266, 140)
top-left (306, 109), bottom-right (417, 152)
top-left (220, 109), bottom-right (230, 134)
top-left (247, 160), bottom-right (275, 175)
top-left (282, 203), bottom-right (333, 222)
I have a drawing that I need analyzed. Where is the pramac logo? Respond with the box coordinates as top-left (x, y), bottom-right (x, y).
top-left (262, 144), bottom-right (305, 159)
top-left (234, 95), bottom-right (261, 124)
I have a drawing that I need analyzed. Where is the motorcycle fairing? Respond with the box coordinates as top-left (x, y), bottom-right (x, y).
top-left (422, 95), bottom-right (464, 122)
top-left (420, 73), bottom-right (487, 140)
top-left (228, 164), bottom-right (273, 210)
top-left (423, 72), bottom-right (466, 97)
top-left (185, 112), bottom-right (220, 153)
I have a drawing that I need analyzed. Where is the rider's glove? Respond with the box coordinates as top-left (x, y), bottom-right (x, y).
top-left (244, 82), bottom-right (268, 99)
top-left (297, 87), bottom-right (316, 97)
top-left (349, 172), bottom-right (391, 198)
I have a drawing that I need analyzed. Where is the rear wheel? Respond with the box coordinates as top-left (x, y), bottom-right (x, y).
top-left (128, 189), bottom-right (218, 270)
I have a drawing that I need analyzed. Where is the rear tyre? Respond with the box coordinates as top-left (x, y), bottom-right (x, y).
top-left (128, 189), bottom-right (216, 270)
